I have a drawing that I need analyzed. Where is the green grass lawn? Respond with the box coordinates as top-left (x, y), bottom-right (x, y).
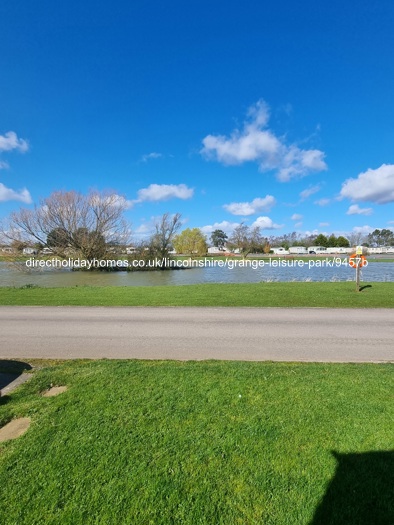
top-left (0, 360), bottom-right (393, 524)
top-left (1, 281), bottom-right (394, 307)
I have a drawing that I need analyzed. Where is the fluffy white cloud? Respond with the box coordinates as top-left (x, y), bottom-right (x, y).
top-left (200, 99), bottom-right (327, 181)
top-left (278, 147), bottom-right (327, 182)
top-left (117, 196), bottom-right (134, 209)
top-left (251, 216), bottom-right (283, 230)
top-left (340, 164), bottom-right (394, 204)
top-left (110, 194), bottom-right (134, 209)
top-left (136, 184), bottom-right (194, 202)
top-left (223, 195), bottom-right (276, 216)
top-left (346, 204), bottom-right (373, 216)
top-left (352, 225), bottom-right (374, 234)
top-left (291, 213), bottom-right (303, 221)
top-left (89, 193), bottom-right (134, 210)
top-left (200, 220), bottom-right (240, 235)
top-left (0, 183), bottom-right (32, 203)
top-left (140, 152), bottom-right (163, 162)
top-left (300, 184), bottom-right (322, 200)
top-left (0, 131), bottom-right (29, 153)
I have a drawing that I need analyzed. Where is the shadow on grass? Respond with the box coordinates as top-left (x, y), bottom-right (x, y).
top-left (0, 394), bottom-right (11, 406)
top-left (311, 450), bottom-right (394, 524)
top-left (0, 360), bottom-right (32, 390)
top-left (359, 285), bottom-right (373, 292)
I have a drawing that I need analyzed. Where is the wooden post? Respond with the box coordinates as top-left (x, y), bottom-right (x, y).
top-left (356, 261), bottom-right (360, 292)
top-left (355, 245), bottom-right (363, 292)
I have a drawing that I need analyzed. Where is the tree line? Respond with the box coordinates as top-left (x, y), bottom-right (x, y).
top-left (1, 190), bottom-right (393, 266)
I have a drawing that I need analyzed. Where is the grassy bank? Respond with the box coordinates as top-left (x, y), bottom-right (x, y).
top-left (1, 281), bottom-right (394, 307)
top-left (0, 359), bottom-right (393, 524)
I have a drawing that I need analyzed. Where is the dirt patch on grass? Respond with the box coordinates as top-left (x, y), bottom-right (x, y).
top-left (43, 386), bottom-right (68, 397)
top-left (0, 418), bottom-right (30, 442)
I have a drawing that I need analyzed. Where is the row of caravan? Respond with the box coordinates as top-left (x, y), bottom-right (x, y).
top-left (293, 246), bottom-right (352, 254)
top-left (272, 246), bottom-right (394, 255)
top-left (271, 246), bottom-right (351, 255)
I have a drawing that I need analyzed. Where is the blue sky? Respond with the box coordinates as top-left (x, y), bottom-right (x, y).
top-left (1, 0), bottom-right (393, 242)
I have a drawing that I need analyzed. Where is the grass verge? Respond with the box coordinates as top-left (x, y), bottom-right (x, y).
top-left (0, 360), bottom-right (393, 524)
top-left (1, 281), bottom-right (394, 307)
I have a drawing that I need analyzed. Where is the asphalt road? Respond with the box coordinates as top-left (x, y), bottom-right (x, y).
top-left (0, 306), bottom-right (393, 362)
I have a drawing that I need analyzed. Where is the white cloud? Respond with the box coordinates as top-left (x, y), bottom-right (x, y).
top-left (134, 223), bottom-right (153, 235)
top-left (300, 184), bottom-right (322, 200)
top-left (140, 152), bottom-right (163, 162)
top-left (291, 213), bottom-right (303, 221)
top-left (200, 220), bottom-right (240, 236)
top-left (294, 222), bottom-right (303, 228)
top-left (0, 183), bottom-right (32, 203)
top-left (88, 193), bottom-right (134, 210)
top-left (0, 161), bottom-right (9, 170)
top-left (251, 216), bottom-right (283, 230)
top-left (314, 198), bottom-right (330, 206)
top-left (346, 204), bottom-right (373, 216)
top-left (278, 147), bottom-right (327, 182)
top-left (111, 195), bottom-right (134, 210)
top-left (200, 99), bottom-right (327, 181)
top-left (0, 131), bottom-right (29, 153)
top-left (136, 183), bottom-right (194, 202)
top-left (201, 217), bottom-right (283, 235)
top-left (319, 222), bottom-right (330, 227)
top-left (340, 164), bottom-right (394, 204)
top-left (223, 195), bottom-right (276, 216)
top-left (303, 229), bottom-right (319, 237)
top-left (352, 225), bottom-right (374, 234)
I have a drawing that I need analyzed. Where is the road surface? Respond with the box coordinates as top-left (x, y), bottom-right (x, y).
top-left (0, 306), bottom-right (393, 362)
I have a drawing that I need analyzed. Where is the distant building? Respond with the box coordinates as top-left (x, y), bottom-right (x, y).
top-left (326, 247), bottom-right (353, 254)
top-left (22, 247), bottom-right (37, 255)
top-left (288, 246), bottom-right (307, 255)
top-left (271, 247), bottom-right (290, 255)
top-left (307, 246), bottom-right (327, 254)
top-left (207, 246), bottom-right (226, 254)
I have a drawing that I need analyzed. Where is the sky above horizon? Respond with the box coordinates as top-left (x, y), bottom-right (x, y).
top-left (1, 0), bottom-right (393, 242)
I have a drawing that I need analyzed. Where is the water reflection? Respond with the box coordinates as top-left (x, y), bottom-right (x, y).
top-left (0, 261), bottom-right (393, 287)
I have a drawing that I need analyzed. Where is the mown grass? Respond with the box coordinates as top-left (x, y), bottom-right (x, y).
top-left (1, 281), bottom-right (394, 307)
top-left (0, 360), bottom-right (393, 524)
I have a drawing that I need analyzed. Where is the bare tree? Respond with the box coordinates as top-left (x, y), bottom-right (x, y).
top-left (150, 213), bottom-right (182, 260)
top-left (228, 223), bottom-right (263, 258)
top-left (347, 231), bottom-right (367, 247)
top-left (1, 190), bottom-right (131, 260)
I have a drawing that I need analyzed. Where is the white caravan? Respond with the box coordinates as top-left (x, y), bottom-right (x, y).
top-left (307, 246), bottom-right (327, 254)
top-left (288, 246), bottom-right (308, 255)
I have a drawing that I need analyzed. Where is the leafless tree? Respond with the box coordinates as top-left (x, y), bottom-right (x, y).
top-left (1, 190), bottom-right (131, 260)
top-left (347, 231), bottom-right (367, 247)
top-left (149, 212), bottom-right (182, 260)
top-left (228, 222), bottom-right (263, 258)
